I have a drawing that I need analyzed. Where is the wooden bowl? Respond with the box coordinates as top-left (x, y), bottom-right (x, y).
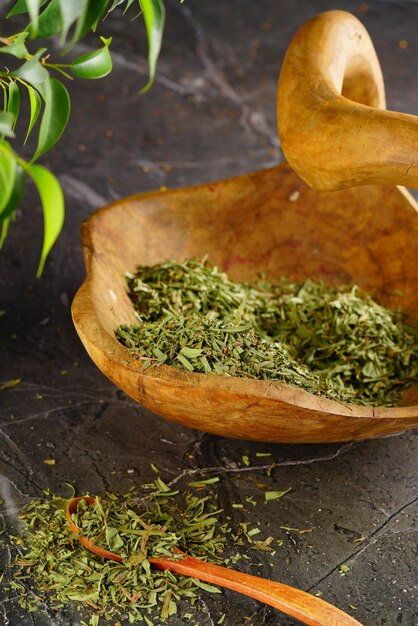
top-left (72, 11), bottom-right (418, 443)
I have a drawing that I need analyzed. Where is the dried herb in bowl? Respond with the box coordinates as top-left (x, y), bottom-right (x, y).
top-left (116, 258), bottom-right (418, 407)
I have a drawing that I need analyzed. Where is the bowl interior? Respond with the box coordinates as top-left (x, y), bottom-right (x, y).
top-left (80, 163), bottom-right (418, 410)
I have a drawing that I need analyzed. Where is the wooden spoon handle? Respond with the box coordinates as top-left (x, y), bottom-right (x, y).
top-left (150, 552), bottom-right (363, 626)
top-left (277, 10), bottom-right (418, 191)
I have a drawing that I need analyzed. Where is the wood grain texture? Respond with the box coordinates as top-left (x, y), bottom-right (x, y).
top-left (66, 496), bottom-right (363, 626)
top-left (277, 10), bottom-right (418, 191)
top-left (149, 554), bottom-right (364, 626)
top-left (72, 163), bottom-right (418, 443)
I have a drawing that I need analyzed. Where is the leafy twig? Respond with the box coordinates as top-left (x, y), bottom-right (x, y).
top-left (0, 0), bottom-right (174, 274)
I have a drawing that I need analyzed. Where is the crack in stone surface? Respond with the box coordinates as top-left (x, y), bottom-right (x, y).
top-left (306, 494), bottom-right (418, 593)
top-left (248, 604), bottom-right (271, 625)
top-left (1, 380), bottom-right (145, 407)
top-left (0, 474), bottom-right (33, 502)
top-left (198, 599), bottom-right (216, 626)
top-left (0, 455), bottom-right (44, 493)
top-left (0, 380), bottom-right (113, 398)
top-left (58, 174), bottom-right (109, 208)
top-left (132, 150), bottom-right (275, 169)
top-left (132, 152), bottom-right (279, 184)
top-left (0, 429), bottom-right (47, 488)
top-left (1, 400), bottom-right (106, 428)
top-left (0, 603), bottom-right (10, 626)
top-left (167, 441), bottom-right (357, 486)
top-left (174, 0), bottom-right (281, 150)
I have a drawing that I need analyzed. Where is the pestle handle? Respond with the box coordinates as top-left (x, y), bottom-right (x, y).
top-left (277, 10), bottom-right (418, 191)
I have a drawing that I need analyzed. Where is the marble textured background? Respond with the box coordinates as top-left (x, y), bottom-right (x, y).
top-left (0, 1), bottom-right (417, 625)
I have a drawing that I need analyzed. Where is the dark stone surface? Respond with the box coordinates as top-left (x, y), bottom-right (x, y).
top-left (0, 1), bottom-right (417, 625)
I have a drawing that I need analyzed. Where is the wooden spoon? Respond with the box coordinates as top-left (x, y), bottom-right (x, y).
top-left (66, 496), bottom-right (363, 626)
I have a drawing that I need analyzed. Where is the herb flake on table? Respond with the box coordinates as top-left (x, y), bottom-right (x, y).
top-left (6, 478), bottom-right (280, 624)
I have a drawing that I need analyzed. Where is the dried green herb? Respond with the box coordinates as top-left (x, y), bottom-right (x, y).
top-left (0, 378), bottom-right (21, 390)
top-left (7, 479), bottom-right (272, 624)
top-left (116, 259), bottom-right (418, 406)
top-left (264, 488), bottom-right (292, 502)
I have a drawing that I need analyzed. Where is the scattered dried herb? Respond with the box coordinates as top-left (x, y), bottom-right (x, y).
top-left (188, 477), bottom-right (220, 488)
top-left (264, 488), bottom-right (292, 502)
top-left (0, 378), bottom-right (21, 390)
top-left (116, 258), bottom-right (418, 406)
top-left (6, 477), bottom-right (277, 624)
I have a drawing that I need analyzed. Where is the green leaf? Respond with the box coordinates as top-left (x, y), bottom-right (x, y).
top-left (180, 346), bottom-right (203, 359)
top-left (7, 81), bottom-right (21, 129)
top-left (34, 0), bottom-right (62, 38)
top-left (192, 580), bottom-right (222, 594)
top-left (0, 32), bottom-right (29, 59)
top-left (139, 0), bottom-right (165, 94)
top-left (105, 527), bottom-right (124, 551)
top-left (66, 0), bottom-right (109, 50)
top-left (155, 477), bottom-right (171, 493)
top-left (8, 0), bottom-right (43, 35)
top-left (0, 379), bottom-right (22, 390)
top-left (71, 37), bottom-right (112, 79)
top-left (7, 0), bottom-right (48, 18)
top-left (0, 112), bottom-right (15, 139)
top-left (26, 0), bottom-right (42, 35)
top-left (176, 353), bottom-right (194, 371)
top-left (122, 0), bottom-right (137, 13)
top-left (108, 0), bottom-right (137, 14)
top-left (188, 477), bottom-right (220, 487)
top-left (0, 217), bottom-right (12, 248)
top-left (24, 84), bottom-right (42, 144)
top-left (12, 48), bottom-right (49, 86)
top-left (57, 0), bottom-right (88, 44)
top-left (7, 0), bottom-right (29, 17)
top-left (33, 77), bottom-right (70, 161)
top-left (108, 0), bottom-right (129, 11)
top-left (0, 143), bottom-right (16, 215)
top-left (362, 361), bottom-right (381, 379)
top-left (0, 166), bottom-right (25, 248)
top-left (264, 487), bottom-right (292, 502)
top-left (67, 592), bottom-right (99, 602)
top-left (26, 163), bottom-right (64, 277)
top-left (1, 164), bottom-right (25, 219)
